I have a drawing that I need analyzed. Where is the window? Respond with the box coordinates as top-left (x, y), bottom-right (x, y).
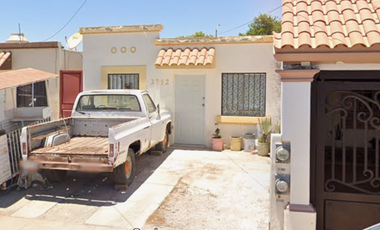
top-left (17, 81), bottom-right (48, 107)
top-left (108, 74), bottom-right (139, 89)
top-left (222, 73), bottom-right (266, 117)
top-left (76, 94), bottom-right (141, 112)
top-left (142, 94), bottom-right (156, 113)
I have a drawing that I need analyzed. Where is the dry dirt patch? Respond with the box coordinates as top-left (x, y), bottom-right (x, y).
top-left (145, 159), bottom-right (269, 230)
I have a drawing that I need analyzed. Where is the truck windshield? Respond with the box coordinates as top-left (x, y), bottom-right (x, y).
top-left (76, 94), bottom-right (141, 112)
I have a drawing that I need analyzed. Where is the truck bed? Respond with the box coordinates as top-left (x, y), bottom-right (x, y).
top-left (31, 137), bottom-right (109, 156)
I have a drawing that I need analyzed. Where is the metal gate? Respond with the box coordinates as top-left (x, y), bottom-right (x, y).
top-left (311, 71), bottom-right (380, 230)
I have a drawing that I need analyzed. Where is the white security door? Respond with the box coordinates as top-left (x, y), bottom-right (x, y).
top-left (175, 75), bottom-right (205, 145)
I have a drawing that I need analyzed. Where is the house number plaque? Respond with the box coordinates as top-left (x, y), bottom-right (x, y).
top-left (150, 79), bottom-right (169, 85)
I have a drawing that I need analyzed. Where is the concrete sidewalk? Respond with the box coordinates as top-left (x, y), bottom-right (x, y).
top-left (0, 148), bottom-right (270, 230)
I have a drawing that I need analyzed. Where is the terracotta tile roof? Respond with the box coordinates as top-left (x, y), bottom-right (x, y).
top-left (155, 48), bottom-right (215, 66)
top-left (274, 0), bottom-right (380, 49)
top-left (0, 52), bottom-right (11, 67)
top-left (0, 68), bottom-right (57, 90)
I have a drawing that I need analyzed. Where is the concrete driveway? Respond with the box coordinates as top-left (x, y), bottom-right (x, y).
top-left (0, 148), bottom-right (270, 230)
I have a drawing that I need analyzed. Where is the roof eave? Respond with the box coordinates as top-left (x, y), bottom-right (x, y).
top-left (0, 41), bottom-right (60, 49)
top-left (274, 44), bottom-right (380, 64)
top-left (79, 24), bottom-right (163, 35)
top-left (155, 35), bottom-right (273, 46)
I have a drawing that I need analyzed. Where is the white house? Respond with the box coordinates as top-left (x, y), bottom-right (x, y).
top-left (80, 24), bottom-right (281, 148)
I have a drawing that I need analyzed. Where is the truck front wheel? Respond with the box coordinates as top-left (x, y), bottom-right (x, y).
top-left (113, 149), bottom-right (136, 186)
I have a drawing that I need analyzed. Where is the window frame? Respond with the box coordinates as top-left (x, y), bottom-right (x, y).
top-left (221, 72), bottom-right (266, 117)
top-left (142, 93), bottom-right (157, 114)
top-left (16, 81), bottom-right (48, 108)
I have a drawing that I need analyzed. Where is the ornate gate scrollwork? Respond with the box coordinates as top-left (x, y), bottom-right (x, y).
top-left (324, 90), bottom-right (380, 195)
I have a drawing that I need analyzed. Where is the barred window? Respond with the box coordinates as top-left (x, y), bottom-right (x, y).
top-left (222, 73), bottom-right (266, 117)
top-left (17, 81), bottom-right (48, 107)
top-left (108, 74), bottom-right (139, 89)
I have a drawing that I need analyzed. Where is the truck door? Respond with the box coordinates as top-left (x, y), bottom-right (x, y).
top-left (142, 94), bottom-right (161, 147)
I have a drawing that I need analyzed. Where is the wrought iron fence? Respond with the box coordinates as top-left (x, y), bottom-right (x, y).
top-left (6, 118), bottom-right (51, 178)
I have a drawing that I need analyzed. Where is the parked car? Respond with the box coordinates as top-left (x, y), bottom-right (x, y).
top-left (20, 90), bottom-right (171, 187)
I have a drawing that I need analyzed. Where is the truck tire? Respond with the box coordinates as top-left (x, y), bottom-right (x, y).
top-left (155, 130), bottom-right (169, 153)
top-left (41, 169), bottom-right (67, 182)
top-left (113, 149), bottom-right (136, 186)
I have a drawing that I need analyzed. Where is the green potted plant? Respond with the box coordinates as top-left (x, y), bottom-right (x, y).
top-left (274, 121), bottom-right (281, 134)
top-left (257, 117), bottom-right (271, 156)
top-left (212, 126), bottom-right (223, 151)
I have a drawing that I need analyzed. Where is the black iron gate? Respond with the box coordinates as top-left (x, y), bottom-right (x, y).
top-left (311, 71), bottom-right (380, 230)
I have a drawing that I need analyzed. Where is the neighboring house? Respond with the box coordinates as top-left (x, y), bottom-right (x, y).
top-left (0, 34), bottom-right (82, 186)
top-left (80, 24), bottom-right (281, 147)
top-left (0, 33), bottom-right (83, 124)
top-left (273, 0), bottom-right (380, 230)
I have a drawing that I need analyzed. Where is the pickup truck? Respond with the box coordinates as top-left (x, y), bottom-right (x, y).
top-left (20, 90), bottom-right (171, 187)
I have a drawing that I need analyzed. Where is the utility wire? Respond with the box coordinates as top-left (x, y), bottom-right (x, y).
top-left (218, 4), bottom-right (283, 35)
top-left (43, 0), bottom-right (88, 41)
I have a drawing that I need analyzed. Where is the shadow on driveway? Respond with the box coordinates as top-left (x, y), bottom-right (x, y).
top-left (0, 149), bottom-right (174, 208)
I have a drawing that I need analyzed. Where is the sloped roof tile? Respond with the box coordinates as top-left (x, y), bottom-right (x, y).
top-left (274, 0), bottom-right (380, 50)
top-left (155, 48), bottom-right (215, 67)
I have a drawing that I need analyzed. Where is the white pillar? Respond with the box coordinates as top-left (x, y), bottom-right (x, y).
top-left (281, 82), bottom-right (311, 205)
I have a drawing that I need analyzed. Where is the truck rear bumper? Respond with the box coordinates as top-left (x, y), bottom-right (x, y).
top-left (27, 155), bottom-right (114, 172)
top-left (37, 162), bottom-right (114, 172)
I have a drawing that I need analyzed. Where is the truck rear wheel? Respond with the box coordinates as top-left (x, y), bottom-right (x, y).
top-left (113, 149), bottom-right (136, 186)
top-left (155, 130), bottom-right (169, 153)
top-left (41, 169), bottom-right (67, 182)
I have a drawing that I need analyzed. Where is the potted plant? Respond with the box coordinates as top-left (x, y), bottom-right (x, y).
top-left (212, 127), bottom-right (223, 151)
top-left (273, 121), bottom-right (281, 134)
top-left (257, 117), bottom-right (271, 156)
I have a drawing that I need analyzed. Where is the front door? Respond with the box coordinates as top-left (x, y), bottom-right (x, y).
top-left (60, 70), bottom-right (83, 117)
top-left (312, 71), bottom-right (380, 230)
top-left (175, 75), bottom-right (205, 145)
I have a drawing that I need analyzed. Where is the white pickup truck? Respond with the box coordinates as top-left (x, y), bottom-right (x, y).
top-left (20, 90), bottom-right (171, 187)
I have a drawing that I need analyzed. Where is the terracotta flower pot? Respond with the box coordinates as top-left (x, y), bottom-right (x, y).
top-left (212, 138), bottom-right (223, 151)
top-left (257, 142), bottom-right (270, 156)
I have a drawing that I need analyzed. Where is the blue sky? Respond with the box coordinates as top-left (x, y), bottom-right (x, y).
top-left (0, 0), bottom-right (282, 49)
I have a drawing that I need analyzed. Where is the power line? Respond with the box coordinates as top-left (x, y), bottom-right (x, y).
top-left (218, 4), bottom-right (283, 35)
top-left (43, 0), bottom-right (88, 41)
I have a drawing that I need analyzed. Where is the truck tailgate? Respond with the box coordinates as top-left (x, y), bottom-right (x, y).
top-left (31, 137), bottom-right (109, 156)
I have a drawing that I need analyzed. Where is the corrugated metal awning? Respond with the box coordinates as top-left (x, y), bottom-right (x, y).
top-left (0, 68), bottom-right (57, 90)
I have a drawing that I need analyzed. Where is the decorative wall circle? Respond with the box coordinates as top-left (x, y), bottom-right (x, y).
top-left (111, 47), bottom-right (117, 54)
top-left (120, 46), bottom-right (127, 53)
top-left (130, 46), bottom-right (137, 53)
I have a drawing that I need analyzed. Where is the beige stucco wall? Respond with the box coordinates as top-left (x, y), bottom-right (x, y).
top-left (150, 43), bottom-right (281, 147)
top-left (1, 45), bottom-right (82, 120)
top-left (82, 32), bottom-right (281, 147)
